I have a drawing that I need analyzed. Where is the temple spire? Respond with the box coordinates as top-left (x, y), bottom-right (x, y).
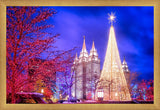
top-left (82, 36), bottom-right (87, 52)
top-left (122, 56), bottom-right (129, 72)
top-left (79, 36), bottom-right (88, 61)
top-left (75, 53), bottom-right (78, 60)
top-left (89, 41), bottom-right (99, 62)
top-left (122, 56), bottom-right (127, 65)
top-left (89, 41), bottom-right (98, 56)
top-left (91, 41), bottom-right (96, 51)
top-left (123, 56), bottom-right (126, 61)
top-left (73, 53), bottom-right (78, 64)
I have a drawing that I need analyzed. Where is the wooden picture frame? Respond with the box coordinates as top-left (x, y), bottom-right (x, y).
top-left (0, 0), bottom-right (160, 110)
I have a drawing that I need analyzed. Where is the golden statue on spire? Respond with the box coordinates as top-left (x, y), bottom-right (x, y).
top-left (83, 35), bottom-right (85, 39)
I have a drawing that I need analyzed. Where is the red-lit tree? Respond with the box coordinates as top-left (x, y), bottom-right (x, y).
top-left (137, 80), bottom-right (148, 100)
top-left (146, 80), bottom-right (154, 101)
top-left (7, 7), bottom-right (74, 103)
top-left (132, 79), bottom-right (154, 101)
top-left (43, 88), bottom-right (53, 99)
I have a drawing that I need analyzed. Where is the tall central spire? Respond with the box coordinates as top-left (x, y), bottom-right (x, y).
top-left (79, 36), bottom-right (88, 61)
top-left (82, 36), bottom-right (87, 52)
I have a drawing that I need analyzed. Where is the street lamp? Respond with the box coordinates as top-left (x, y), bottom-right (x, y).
top-left (41, 89), bottom-right (44, 94)
top-left (115, 92), bottom-right (118, 96)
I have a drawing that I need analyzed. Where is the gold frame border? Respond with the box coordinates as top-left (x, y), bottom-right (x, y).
top-left (0, 0), bottom-right (160, 110)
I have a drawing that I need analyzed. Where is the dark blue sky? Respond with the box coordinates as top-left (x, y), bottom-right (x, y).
top-left (46, 6), bottom-right (153, 81)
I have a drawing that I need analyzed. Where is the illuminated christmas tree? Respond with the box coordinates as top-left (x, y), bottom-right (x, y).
top-left (95, 13), bottom-right (131, 101)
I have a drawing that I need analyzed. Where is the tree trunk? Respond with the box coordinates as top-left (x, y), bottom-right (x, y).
top-left (94, 90), bottom-right (96, 100)
top-left (11, 83), bottom-right (16, 103)
top-left (68, 86), bottom-right (72, 99)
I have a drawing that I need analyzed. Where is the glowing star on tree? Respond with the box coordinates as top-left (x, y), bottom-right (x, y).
top-left (108, 13), bottom-right (116, 25)
top-left (95, 13), bottom-right (131, 101)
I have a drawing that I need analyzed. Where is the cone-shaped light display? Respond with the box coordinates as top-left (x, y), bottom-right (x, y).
top-left (95, 22), bottom-right (131, 101)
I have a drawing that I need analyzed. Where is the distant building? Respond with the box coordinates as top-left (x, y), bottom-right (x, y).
top-left (71, 36), bottom-right (101, 100)
top-left (122, 57), bottom-right (130, 88)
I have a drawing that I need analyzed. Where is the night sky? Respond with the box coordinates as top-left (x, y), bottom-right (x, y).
top-left (45, 6), bottom-right (153, 81)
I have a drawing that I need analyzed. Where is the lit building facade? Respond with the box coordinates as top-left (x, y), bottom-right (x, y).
top-left (71, 36), bottom-right (101, 100)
